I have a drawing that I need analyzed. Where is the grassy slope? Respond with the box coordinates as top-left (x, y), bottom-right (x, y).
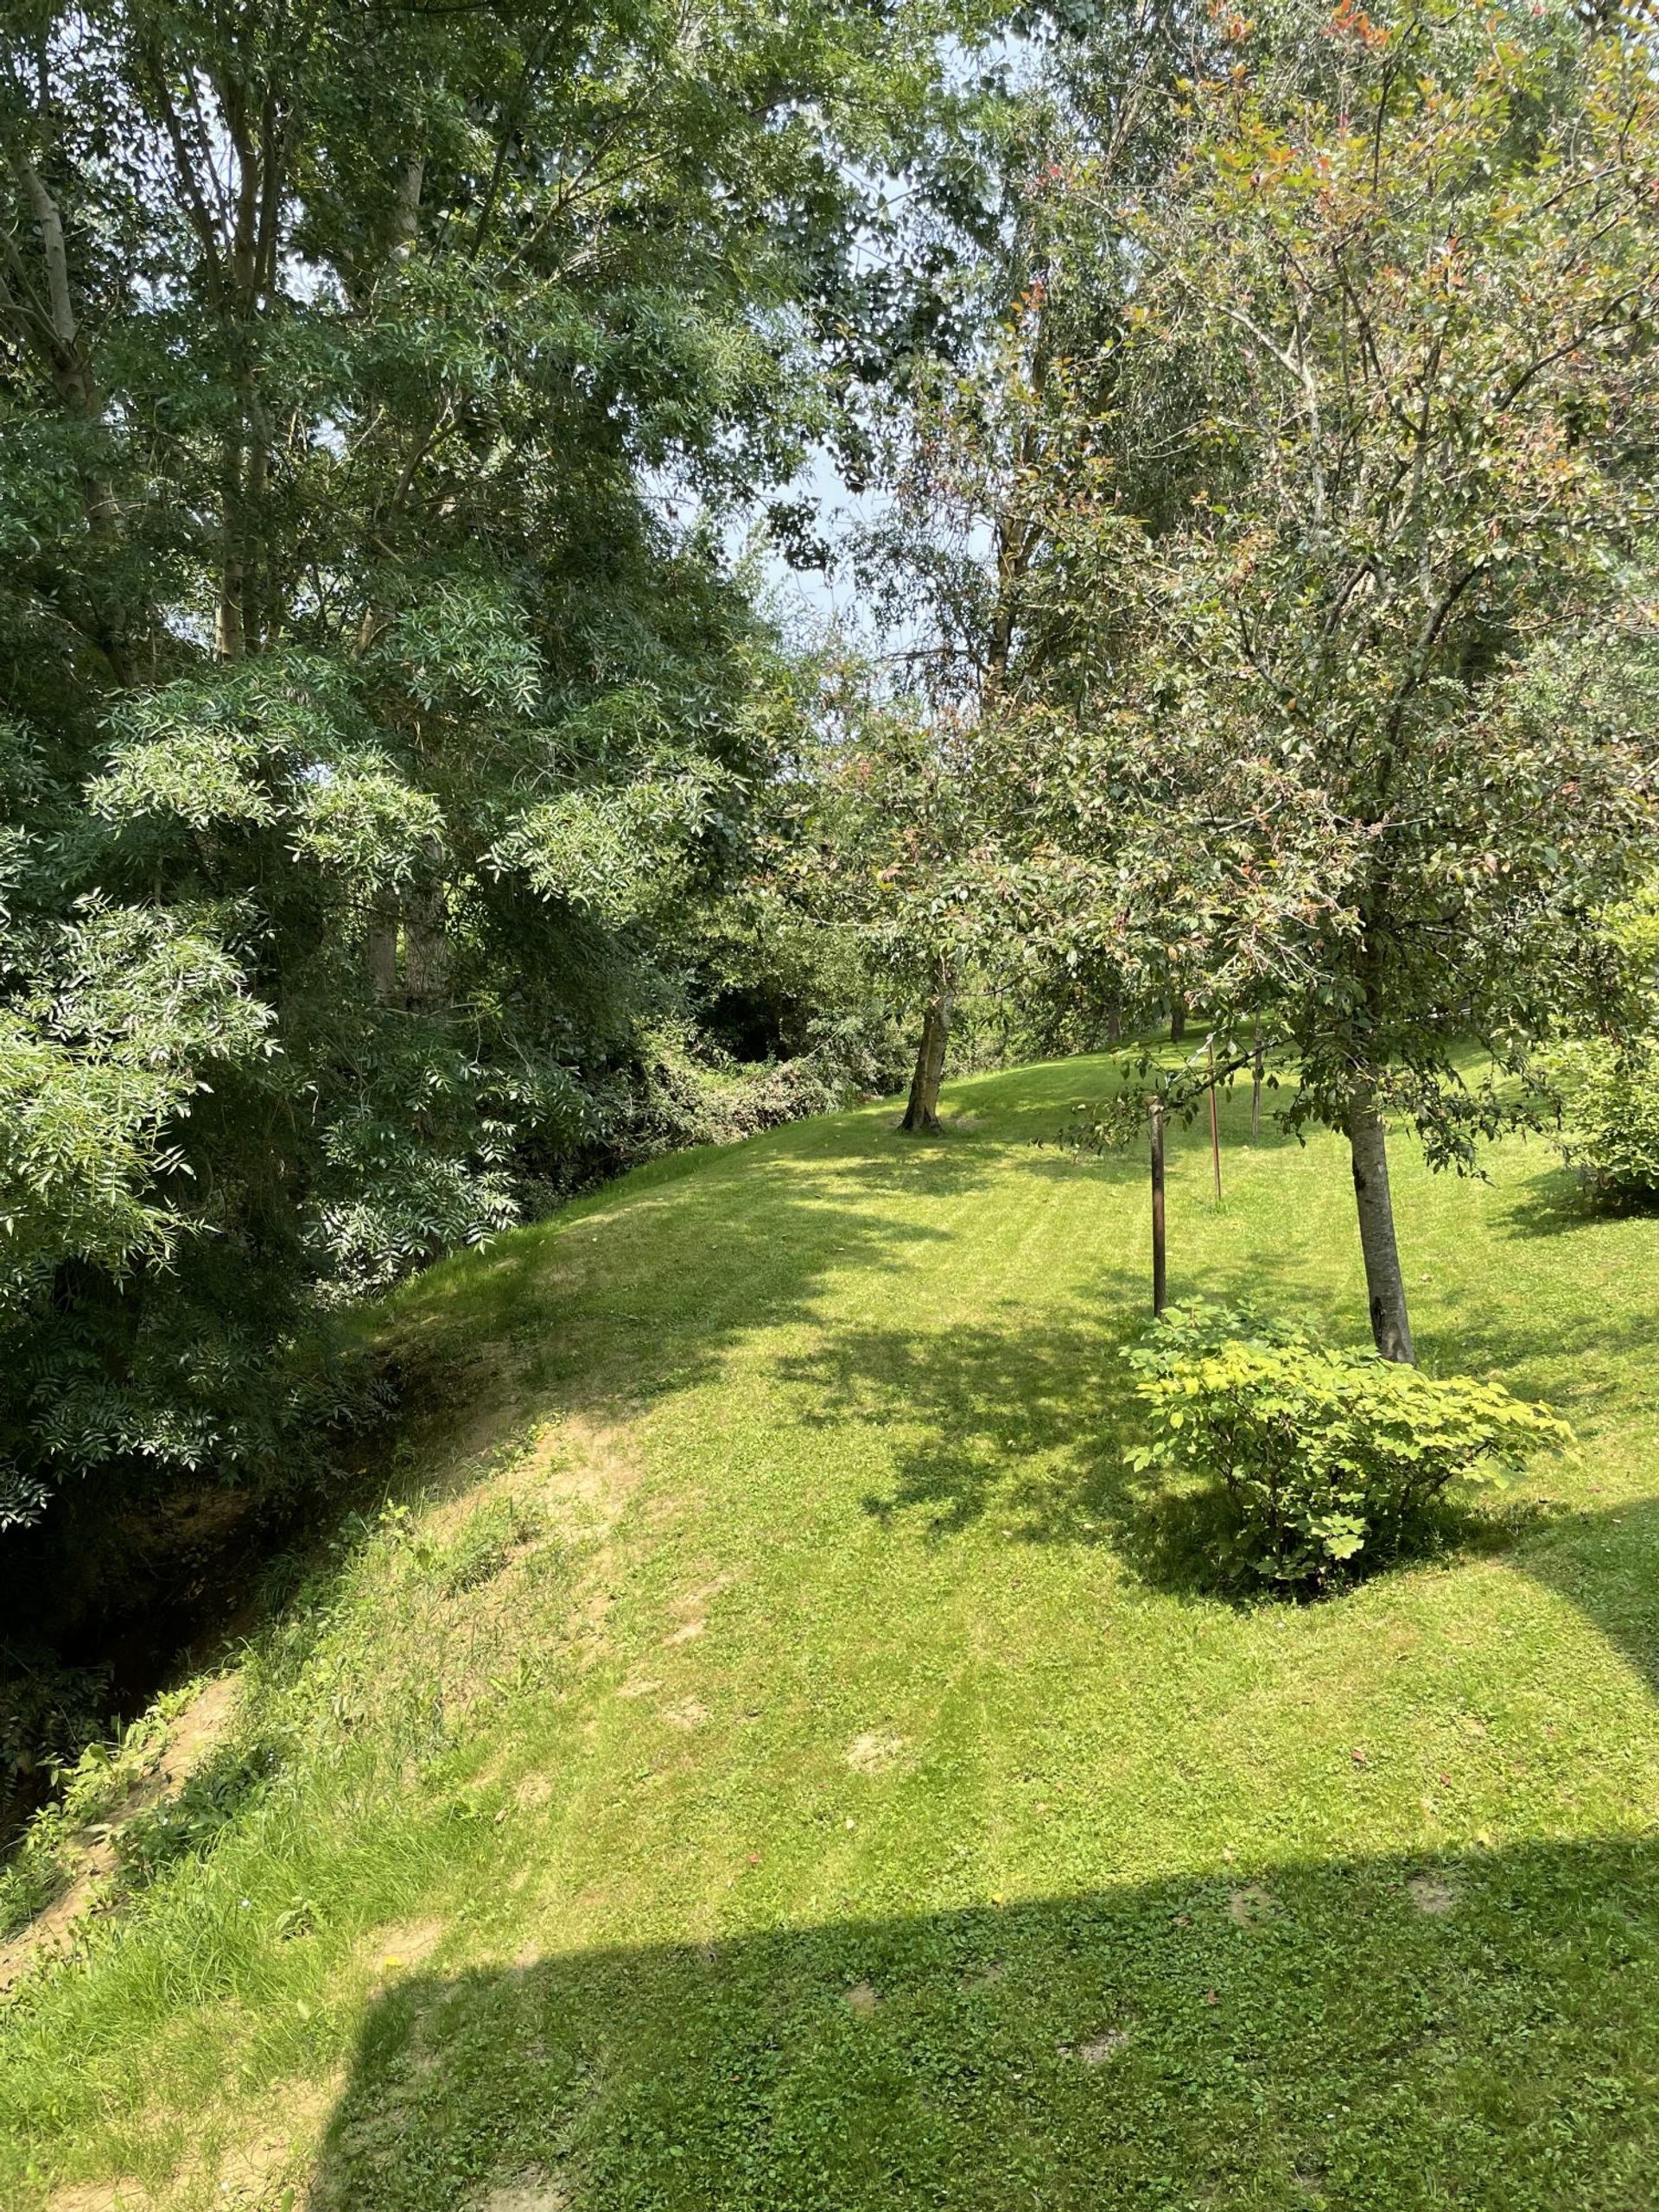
top-left (4, 1056), bottom-right (1659, 2210)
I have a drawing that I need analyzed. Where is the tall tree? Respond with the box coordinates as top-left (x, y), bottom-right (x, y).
top-left (839, 0), bottom-right (1228, 1105)
top-left (0, 0), bottom-right (958, 1572)
top-left (774, 664), bottom-right (983, 1134)
top-left (981, 0), bottom-right (1659, 1354)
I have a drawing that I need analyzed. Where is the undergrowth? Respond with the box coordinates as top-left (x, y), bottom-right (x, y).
top-left (0, 1476), bottom-right (575, 1959)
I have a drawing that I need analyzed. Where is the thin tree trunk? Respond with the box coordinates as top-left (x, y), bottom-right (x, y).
top-left (1250, 1021), bottom-right (1263, 1141)
top-left (1169, 997), bottom-right (1185, 1045)
top-left (393, 152), bottom-right (424, 257)
top-left (215, 435), bottom-right (246, 660)
top-left (5, 154), bottom-right (129, 675)
top-left (1345, 1080), bottom-right (1414, 1363)
top-left (899, 957), bottom-right (951, 1133)
top-left (1149, 1094), bottom-right (1166, 1316)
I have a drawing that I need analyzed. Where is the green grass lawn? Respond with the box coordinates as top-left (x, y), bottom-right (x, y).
top-left (4, 1055), bottom-right (1659, 2210)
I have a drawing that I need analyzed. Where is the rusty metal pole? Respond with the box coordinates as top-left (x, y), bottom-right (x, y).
top-left (1150, 1093), bottom-right (1167, 1316)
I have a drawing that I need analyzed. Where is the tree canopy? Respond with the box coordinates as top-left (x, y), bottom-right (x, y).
top-left (0, 0), bottom-right (967, 1549)
top-left (3, 0), bottom-right (1658, 1778)
top-left (891, 0), bottom-right (1659, 1354)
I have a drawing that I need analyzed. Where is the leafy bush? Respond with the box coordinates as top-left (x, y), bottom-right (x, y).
top-left (1125, 1304), bottom-right (1570, 1588)
top-left (1555, 1039), bottom-right (1659, 1205)
top-left (0, 1647), bottom-right (110, 1796)
top-left (617, 1022), bottom-right (852, 1161)
top-left (1553, 883), bottom-right (1659, 1205)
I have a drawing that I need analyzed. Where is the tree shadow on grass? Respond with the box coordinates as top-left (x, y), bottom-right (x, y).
top-left (1492, 1165), bottom-right (1605, 1240)
top-left (772, 1293), bottom-right (1145, 1551)
top-left (306, 1835), bottom-right (1659, 2211)
top-left (1522, 1493), bottom-right (1659, 1704)
top-left (774, 1273), bottom-right (1659, 1653)
top-left (776, 1302), bottom-right (1500, 1601)
top-left (0, 1116), bottom-right (1027, 1867)
top-left (378, 1128), bottom-right (1008, 1465)
top-left (1492, 1163), bottom-right (1659, 1243)
top-left (379, 1067), bottom-right (1308, 1525)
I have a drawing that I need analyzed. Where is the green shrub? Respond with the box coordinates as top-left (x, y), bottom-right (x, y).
top-left (1555, 1039), bottom-right (1659, 1205)
top-left (1553, 882), bottom-right (1659, 1205)
top-left (1125, 1304), bottom-right (1570, 1588)
top-left (0, 1647), bottom-right (110, 1797)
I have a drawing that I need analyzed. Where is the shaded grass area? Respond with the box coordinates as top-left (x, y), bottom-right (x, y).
top-left (310, 1844), bottom-right (1659, 2212)
top-left (3, 1053), bottom-right (1659, 2209)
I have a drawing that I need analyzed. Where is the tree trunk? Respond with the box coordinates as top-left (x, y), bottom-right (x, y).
top-left (1345, 1081), bottom-right (1414, 1363)
top-left (215, 434), bottom-right (246, 660)
top-left (1149, 1094), bottom-right (1166, 1316)
top-left (366, 917), bottom-right (399, 1001)
top-left (8, 154), bottom-right (130, 676)
top-left (402, 884), bottom-right (448, 1006)
top-left (1169, 997), bottom-right (1185, 1044)
top-left (1250, 1021), bottom-right (1263, 1141)
top-left (899, 958), bottom-right (951, 1133)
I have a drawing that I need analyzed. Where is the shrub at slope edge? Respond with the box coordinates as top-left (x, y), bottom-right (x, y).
top-left (1126, 1304), bottom-right (1571, 1589)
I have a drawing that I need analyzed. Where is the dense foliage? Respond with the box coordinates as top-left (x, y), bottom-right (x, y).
top-left (3, 0), bottom-right (1658, 1787)
top-left (1126, 1303), bottom-right (1571, 1587)
top-left (1556, 886), bottom-right (1659, 1205)
top-left (0, 0), bottom-right (949, 1573)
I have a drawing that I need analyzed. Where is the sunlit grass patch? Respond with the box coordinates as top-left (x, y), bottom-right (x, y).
top-left (4, 1056), bottom-right (1659, 2208)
